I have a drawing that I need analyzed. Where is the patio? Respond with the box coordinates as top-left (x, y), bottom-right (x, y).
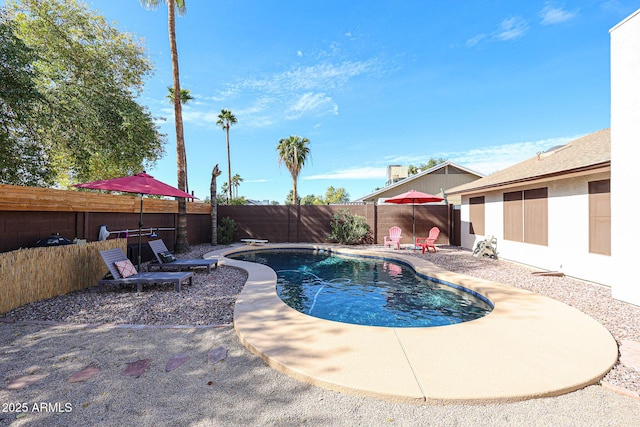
top-left (223, 244), bottom-right (619, 403)
top-left (1, 243), bottom-right (639, 425)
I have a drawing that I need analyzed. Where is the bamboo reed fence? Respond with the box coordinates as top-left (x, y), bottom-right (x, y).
top-left (0, 238), bottom-right (126, 315)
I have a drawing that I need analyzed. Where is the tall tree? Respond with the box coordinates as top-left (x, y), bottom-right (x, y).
top-left (140, 0), bottom-right (189, 253)
top-left (166, 86), bottom-right (192, 194)
top-left (277, 135), bottom-right (310, 206)
top-left (220, 182), bottom-right (229, 204)
top-left (166, 87), bottom-right (193, 104)
top-left (216, 109), bottom-right (237, 203)
top-left (210, 164), bottom-right (221, 245)
top-left (0, 10), bottom-right (47, 186)
top-left (231, 173), bottom-right (243, 199)
top-left (5, 0), bottom-right (163, 186)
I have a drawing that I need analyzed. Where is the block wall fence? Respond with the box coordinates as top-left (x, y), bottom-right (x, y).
top-left (0, 184), bottom-right (460, 253)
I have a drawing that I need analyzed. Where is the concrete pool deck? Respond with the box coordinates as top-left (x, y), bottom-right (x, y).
top-left (211, 244), bottom-right (618, 404)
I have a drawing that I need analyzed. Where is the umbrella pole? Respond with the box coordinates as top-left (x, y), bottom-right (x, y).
top-left (412, 202), bottom-right (416, 251)
top-left (138, 195), bottom-right (143, 271)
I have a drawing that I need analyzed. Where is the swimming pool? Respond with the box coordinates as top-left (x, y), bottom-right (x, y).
top-left (227, 249), bottom-right (492, 327)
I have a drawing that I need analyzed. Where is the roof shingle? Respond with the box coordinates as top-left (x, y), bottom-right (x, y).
top-left (447, 129), bottom-right (610, 195)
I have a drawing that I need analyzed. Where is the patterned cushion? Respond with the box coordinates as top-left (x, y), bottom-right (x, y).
top-left (115, 259), bottom-right (137, 278)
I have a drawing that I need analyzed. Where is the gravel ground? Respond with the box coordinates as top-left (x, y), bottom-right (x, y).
top-left (4, 244), bottom-right (246, 327)
top-left (1, 243), bottom-right (640, 426)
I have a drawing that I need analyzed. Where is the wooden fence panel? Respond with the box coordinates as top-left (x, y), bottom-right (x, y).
top-left (0, 183), bottom-right (208, 213)
top-left (1, 184), bottom-right (456, 251)
top-left (0, 184), bottom-right (211, 252)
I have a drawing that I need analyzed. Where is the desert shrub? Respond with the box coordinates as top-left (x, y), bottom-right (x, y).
top-left (217, 217), bottom-right (237, 245)
top-left (327, 209), bottom-right (372, 245)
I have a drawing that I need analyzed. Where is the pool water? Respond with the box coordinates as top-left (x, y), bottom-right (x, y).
top-left (228, 249), bottom-right (492, 327)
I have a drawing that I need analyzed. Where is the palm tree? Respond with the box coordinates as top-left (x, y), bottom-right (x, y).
top-left (166, 87), bottom-right (193, 104)
top-left (231, 173), bottom-right (243, 199)
top-left (167, 86), bottom-right (193, 194)
top-left (140, 0), bottom-right (189, 253)
top-left (216, 109), bottom-right (237, 203)
top-left (220, 182), bottom-right (229, 204)
top-left (277, 135), bottom-right (310, 206)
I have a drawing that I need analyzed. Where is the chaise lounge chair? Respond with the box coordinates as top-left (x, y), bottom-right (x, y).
top-left (148, 239), bottom-right (217, 273)
top-left (98, 248), bottom-right (194, 292)
top-left (416, 226), bottom-right (440, 253)
top-left (384, 226), bottom-right (402, 250)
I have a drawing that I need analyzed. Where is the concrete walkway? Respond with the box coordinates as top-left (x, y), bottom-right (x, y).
top-left (220, 244), bottom-right (619, 404)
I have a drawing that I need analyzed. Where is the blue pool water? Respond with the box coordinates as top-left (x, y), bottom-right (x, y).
top-left (228, 249), bottom-right (492, 327)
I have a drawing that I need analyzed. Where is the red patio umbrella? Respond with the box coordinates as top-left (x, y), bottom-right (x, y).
top-left (75, 172), bottom-right (196, 270)
top-left (385, 190), bottom-right (444, 249)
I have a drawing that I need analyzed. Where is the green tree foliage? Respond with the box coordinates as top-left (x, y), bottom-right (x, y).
top-left (230, 173), bottom-right (243, 199)
top-left (166, 87), bottom-right (193, 104)
top-left (277, 135), bottom-right (310, 206)
top-left (4, 0), bottom-right (164, 186)
top-left (408, 158), bottom-right (447, 175)
top-left (300, 194), bottom-right (322, 205)
top-left (324, 186), bottom-right (349, 204)
top-left (298, 186), bottom-right (349, 205)
top-left (284, 189), bottom-right (301, 206)
top-left (229, 197), bottom-right (247, 206)
top-left (0, 10), bottom-right (50, 186)
top-left (327, 209), bottom-right (372, 245)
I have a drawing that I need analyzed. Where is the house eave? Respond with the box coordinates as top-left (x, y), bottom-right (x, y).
top-left (354, 161), bottom-right (484, 202)
top-left (447, 162), bottom-right (611, 196)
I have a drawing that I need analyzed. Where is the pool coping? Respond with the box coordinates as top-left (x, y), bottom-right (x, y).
top-left (207, 243), bottom-right (618, 404)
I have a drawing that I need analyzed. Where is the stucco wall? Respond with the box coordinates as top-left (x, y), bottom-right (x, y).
top-left (611, 9), bottom-right (640, 305)
top-left (460, 172), bottom-right (613, 287)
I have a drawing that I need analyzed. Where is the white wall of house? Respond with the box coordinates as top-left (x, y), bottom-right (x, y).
top-left (610, 9), bottom-right (640, 306)
top-left (460, 172), bottom-right (614, 288)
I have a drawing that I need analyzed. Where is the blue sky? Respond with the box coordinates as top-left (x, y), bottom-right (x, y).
top-left (81, 0), bottom-right (636, 203)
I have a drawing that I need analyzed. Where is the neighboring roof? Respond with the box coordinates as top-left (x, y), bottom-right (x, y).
top-left (447, 128), bottom-right (611, 195)
top-left (354, 161), bottom-right (484, 202)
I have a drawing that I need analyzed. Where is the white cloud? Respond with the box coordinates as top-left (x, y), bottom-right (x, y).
top-left (180, 109), bottom-right (220, 124)
top-left (494, 16), bottom-right (529, 41)
top-left (380, 135), bottom-right (579, 176)
top-left (218, 61), bottom-right (378, 99)
top-left (466, 34), bottom-right (487, 47)
top-left (305, 167), bottom-right (386, 180)
top-left (298, 135), bottom-right (583, 199)
top-left (204, 60), bottom-right (378, 126)
top-left (286, 92), bottom-right (338, 120)
top-left (600, 0), bottom-right (629, 15)
top-left (448, 136), bottom-right (578, 175)
top-left (540, 4), bottom-right (577, 25)
top-left (466, 16), bottom-right (528, 48)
